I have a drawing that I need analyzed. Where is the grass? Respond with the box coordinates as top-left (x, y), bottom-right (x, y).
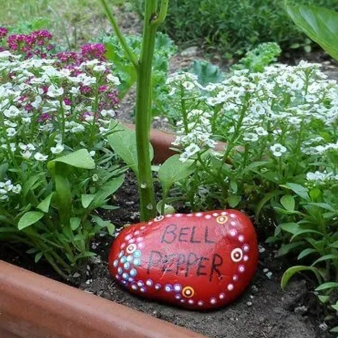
top-left (0, 0), bottom-right (128, 49)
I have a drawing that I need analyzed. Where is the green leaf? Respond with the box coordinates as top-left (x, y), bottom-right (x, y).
top-left (290, 229), bottom-right (323, 241)
top-left (36, 192), bottom-right (54, 213)
top-left (281, 265), bottom-right (322, 290)
top-left (189, 60), bottom-right (224, 85)
top-left (280, 183), bottom-right (309, 200)
top-left (330, 326), bottom-right (338, 333)
top-left (228, 195), bottom-right (242, 208)
top-left (280, 222), bottom-right (300, 235)
top-left (34, 252), bottom-right (43, 263)
top-left (70, 217), bottom-right (81, 231)
top-left (91, 175), bottom-right (125, 209)
top-left (255, 190), bottom-right (283, 219)
top-left (280, 194), bottom-right (295, 212)
top-left (315, 282), bottom-right (338, 291)
top-left (18, 211), bottom-right (44, 230)
top-left (158, 155), bottom-right (194, 193)
top-left (48, 149), bottom-right (95, 171)
top-left (107, 122), bottom-right (153, 176)
top-left (286, 4), bottom-right (338, 61)
top-left (312, 254), bottom-right (337, 266)
top-left (81, 194), bottom-right (96, 209)
top-left (297, 248), bottom-right (317, 260)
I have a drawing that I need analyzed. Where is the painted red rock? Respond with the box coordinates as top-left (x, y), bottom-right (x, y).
top-left (108, 210), bottom-right (258, 310)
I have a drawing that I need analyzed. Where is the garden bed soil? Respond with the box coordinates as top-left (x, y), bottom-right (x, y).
top-left (1, 172), bottom-right (333, 338)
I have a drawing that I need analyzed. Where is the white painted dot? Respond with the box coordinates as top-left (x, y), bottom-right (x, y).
top-left (187, 214), bottom-right (193, 217)
top-left (233, 275), bottom-right (239, 282)
top-left (148, 222), bottom-right (153, 226)
top-left (243, 255), bottom-right (249, 262)
top-left (230, 221), bottom-right (236, 226)
top-left (134, 230), bottom-right (140, 236)
top-left (137, 281), bottom-right (144, 287)
top-left (243, 244), bottom-right (250, 252)
top-left (137, 242), bottom-right (144, 249)
top-left (238, 265), bottom-right (245, 273)
top-left (128, 238), bottom-right (135, 244)
top-left (120, 243), bottom-right (126, 249)
top-left (221, 211), bottom-right (227, 216)
top-left (180, 299), bottom-right (185, 303)
top-left (146, 279), bottom-right (153, 286)
top-left (230, 214), bottom-right (236, 218)
top-left (131, 284), bottom-right (138, 290)
top-left (140, 226), bottom-right (146, 230)
top-left (227, 284), bottom-right (234, 291)
top-left (175, 213), bottom-right (183, 218)
top-left (125, 234), bottom-right (132, 241)
top-left (175, 294), bottom-right (181, 300)
top-left (205, 215), bottom-right (212, 219)
top-left (140, 287), bottom-right (146, 293)
top-left (165, 214), bottom-right (173, 218)
top-left (195, 212), bottom-right (203, 217)
top-left (212, 213), bottom-right (219, 217)
top-left (198, 301), bottom-right (204, 306)
top-left (136, 237), bottom-right (143, 242)
top-left (188, 299), bottom-right (194, 304)
top-left (229, 229), bottom-right (237, 237)
top-left (155, 284), bottom-right (161, 290)
top-left (115, 274), bottom-right (120, 280)
top-left (238, 235), bottom-right (245, 242)
top-left (210, 298), bottom-right (217, 304)
top-left (219, 293), bottom-right (225, 299)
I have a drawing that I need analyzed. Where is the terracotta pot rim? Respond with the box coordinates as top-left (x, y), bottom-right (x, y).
top-left (0, 260), bottom-right (206, 338)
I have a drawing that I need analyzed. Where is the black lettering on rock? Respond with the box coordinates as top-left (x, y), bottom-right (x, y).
top-left (161, 224), bottom-right (177, 244)
top-left (209, 253), bottom-right (223, 282)
top-left (190, 226), bottom-right (201, 243)
top-left (204, 226), bottom-right (216, 244)
top-left (196, 256), bottom-right (209, 276)
top-left (178, 227), bottom-right (190, 242)
top-left (185, 252), bottom-right (199, 277)
top-left (162, 253), bottom-right (176, 273)
top-left (175, 254), bottom-right (186, 274)
top-left (147, 250), bottom-right (163, 274)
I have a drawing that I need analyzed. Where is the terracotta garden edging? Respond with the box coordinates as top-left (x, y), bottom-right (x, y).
top-left (0, 260), bottom-right (207, 338)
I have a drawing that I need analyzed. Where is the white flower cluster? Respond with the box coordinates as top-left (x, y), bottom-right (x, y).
top-left (0, 180), bottom-right (21, 201)
top-left (306, 171), bottom-right (338, 182)
top-left (167, 61), bottom-right (338, 166)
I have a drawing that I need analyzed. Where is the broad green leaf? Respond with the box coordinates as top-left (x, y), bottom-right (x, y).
top-left (277, 242), bottom-right (304, 256)
top-left (34, 252), bottom-right (43, 263)
top-left (330, 326), bottom-right (338, 333)
top-left (48, 149), bottom-right (95, 171)
top-left (280, 194), bottom-right (295, 212)
top-left (158, 155), bottom-right (194, 193)
top-left (91, 174), bottom-right (125, 209)
top-left (107, 122), bottom-right (153, 176)
top-left (81, 194), bottom-right (96, 209)
top-left (315, 282), bottom-right (338, 291)
top-left (37, 192), bottom-right (54, 213)
top-left (329, 240), bottom-right (338, 248)
top-left (190, 60), bottom-right (224, 86)
top-left (281, 265), bottom-right (322, 290)
top-left (286, 4), bottom-right (338, 61)
top-left (255, 190), bottom-right (283, 220)
top-left (70, 217), bottom-right (81, 231)
top-left (18, 211), bottom-right (44, 230)
top-left (280, 183), bottom-right (309, 200)
top-left (280, 222), bottom-right (300, 235)
top-left (54, 174), bottom-right (72, 226)
top-left (228, 195), bottom-right (242, 208)
top-left (22, 173), bottom-right (45, 199)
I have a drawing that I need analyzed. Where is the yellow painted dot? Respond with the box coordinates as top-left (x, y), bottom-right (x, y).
top-left (182, 286), bottom-right (195, 298)
top-left (216, 216), bottom-right (228, 224)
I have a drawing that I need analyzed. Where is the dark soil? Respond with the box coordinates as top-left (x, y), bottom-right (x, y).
top-left (0, 171), bottom-right (334, 338)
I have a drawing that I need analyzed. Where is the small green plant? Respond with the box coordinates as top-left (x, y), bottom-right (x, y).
top-left (0, 28), bottom-right (124, 278)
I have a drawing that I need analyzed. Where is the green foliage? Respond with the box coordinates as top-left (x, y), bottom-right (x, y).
top-left (286, 4), bottom-right (338, 62)
top-left (233, 42), bottom-right (281, 73)
top-left (131, 0), bottom-right (338, 58)
top-left (100, 32), bottom-right (177, 111)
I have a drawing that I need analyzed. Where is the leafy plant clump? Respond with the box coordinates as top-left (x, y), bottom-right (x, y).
top-left (131, 0), bottom-right (338, 58)
top-left (0, 28), bottom-right (124, 278)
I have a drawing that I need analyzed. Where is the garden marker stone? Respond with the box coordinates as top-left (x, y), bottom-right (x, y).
top-left (108, 210), bottom-right (258, 310)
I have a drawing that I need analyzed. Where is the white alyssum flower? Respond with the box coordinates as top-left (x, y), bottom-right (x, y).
top-left (34, 152), bottom-right (48, 161)
top-left (270, 143), bottom-right (287, 157)
top-left (47, 84), bottom-right (64, 98)
top-left (50, 143), bottom-right (64, 154)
